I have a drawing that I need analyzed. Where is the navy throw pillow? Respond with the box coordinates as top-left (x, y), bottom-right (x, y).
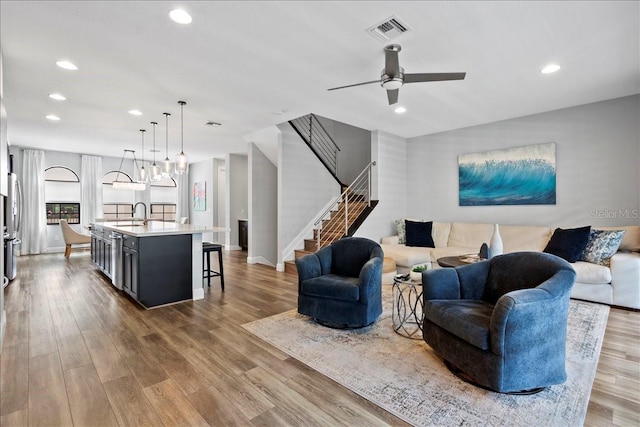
top-left (543, 226), bottom-right (592, 263)
top-left (405, 220), bottom-right (435, 248)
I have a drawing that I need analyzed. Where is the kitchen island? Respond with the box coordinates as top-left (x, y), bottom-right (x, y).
top-left (91, 221), bottom-right (226, 309)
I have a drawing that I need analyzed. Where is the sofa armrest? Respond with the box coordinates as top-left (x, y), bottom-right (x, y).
top-left (610, 252), bottom-right (640, 309)
top-left (359, 256), bottom-right (383, 303)
top-left (295, 253), bottom-right (322, 285)
top-left (381, 235), bottom-right (399, 245)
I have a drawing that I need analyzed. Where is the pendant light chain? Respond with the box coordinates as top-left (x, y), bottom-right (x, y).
top-left (150, 121), bottom-right (161, 181)
top-left (162, 112), bottom-right (174, 177)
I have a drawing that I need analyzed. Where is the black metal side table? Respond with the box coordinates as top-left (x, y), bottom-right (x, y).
top-left (392, 276), bottom-right (423, 339)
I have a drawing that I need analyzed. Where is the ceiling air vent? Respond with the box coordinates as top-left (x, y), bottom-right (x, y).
top-left (366, 16), bottom-right (412, 42)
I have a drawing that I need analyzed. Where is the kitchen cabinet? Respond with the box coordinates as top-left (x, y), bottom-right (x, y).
top-left (91, 225), bottom-right (112, 279)
top-left (121, 233), bottom-right (192, 308)
top-left (239, 219), bottom-right (248, 251)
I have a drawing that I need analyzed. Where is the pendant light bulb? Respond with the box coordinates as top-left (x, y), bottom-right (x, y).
top-left (174, 101), bottom-right (189, 175)
top-left (161, 112), bottom-right (174, 177)
top-left (138, 129), bottom-right (149, 184)
top-left (150, 121), bottom-right (162, 181)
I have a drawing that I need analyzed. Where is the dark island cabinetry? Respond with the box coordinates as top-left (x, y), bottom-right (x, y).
top-left (122, 234), bottom-right (192, 308)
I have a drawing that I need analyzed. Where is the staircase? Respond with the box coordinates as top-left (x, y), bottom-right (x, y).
top-left (285, 161), bottom-right (378, 273)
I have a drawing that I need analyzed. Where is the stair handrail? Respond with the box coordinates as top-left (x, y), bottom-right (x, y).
top-left (289, 114), bottom-right (341, 178)
top-left (314, 161), bottom-right (376, 249)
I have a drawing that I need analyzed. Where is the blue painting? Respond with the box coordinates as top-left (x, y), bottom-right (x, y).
top-left (458, 142), bottom-right (556, 206)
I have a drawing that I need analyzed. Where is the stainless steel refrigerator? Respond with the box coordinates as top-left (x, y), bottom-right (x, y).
top-left (4, 172), bottom-right (21, 281)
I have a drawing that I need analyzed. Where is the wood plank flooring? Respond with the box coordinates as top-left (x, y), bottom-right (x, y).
top-left (1, 250), bottom-right (638, 426)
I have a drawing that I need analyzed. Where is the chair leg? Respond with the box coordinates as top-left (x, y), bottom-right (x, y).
top-left (218, 248), bottom-right (224, 291)
top-left (65, 244), bottom-right (71, 258)
top-left (206, 251), bottom-right (211, 287)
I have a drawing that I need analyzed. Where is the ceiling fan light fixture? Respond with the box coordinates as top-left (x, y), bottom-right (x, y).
top-left (382, 78), bottom-right (403, 90)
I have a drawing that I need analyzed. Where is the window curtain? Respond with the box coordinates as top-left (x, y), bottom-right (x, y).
top-left (21, 149), bottom-right (46, 255)
top-left (80, 154), bottom-right (103, 227)
top-left (175, 172), bottom-right (189, 223)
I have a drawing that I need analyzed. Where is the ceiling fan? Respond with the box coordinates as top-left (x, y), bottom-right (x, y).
top-left (327, 44), bottom-right (466, 105)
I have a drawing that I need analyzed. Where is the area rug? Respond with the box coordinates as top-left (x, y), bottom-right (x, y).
top-left (242, 286), bottom-right (609, 427)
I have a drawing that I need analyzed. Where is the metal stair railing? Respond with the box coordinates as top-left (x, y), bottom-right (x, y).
top-left (289, 114), bottom-right (341, 178)
top-left (313, 161), bottom-right (376, 250)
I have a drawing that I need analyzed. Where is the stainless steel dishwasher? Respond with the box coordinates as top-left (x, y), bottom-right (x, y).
top-left (111, 232), bottom-right (124, 290)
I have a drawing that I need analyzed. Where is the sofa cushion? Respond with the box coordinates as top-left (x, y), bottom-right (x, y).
top-left (500, 225), bottom-right (552, 253)
top-left (543, 226), bottom-right (591, 262)
top-left (425, 300), bottom-right (493, 350)
top-left (447, 223), bottom-right (494, 249)
top-left (572, 261), bottom-right (612, 284)
top-left (597, 226), bottom-right (640, 252)
top-left (432, 222), bottom-right (452, 248)
top-left (380, 244), bottom-right (432, 268)
top-left (581, 229), bottom-right (626, 266)
top-left (405, 220), bottom-right (435, 247)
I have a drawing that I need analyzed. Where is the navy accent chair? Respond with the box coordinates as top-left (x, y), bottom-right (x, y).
top-left (296, 237), bottom-right (384, 329)
top-left (423, 252), bottom-right (576, 393)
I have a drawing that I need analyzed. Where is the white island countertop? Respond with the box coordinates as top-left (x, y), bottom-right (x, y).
top-left (93, 221), bottom-right (226, 237)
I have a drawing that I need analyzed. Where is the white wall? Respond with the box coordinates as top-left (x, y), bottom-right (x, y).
top-left (189, 158), bottom-right (217, 242)
top-left (227, 153), bottom-right (248, 249)
top-left (316, 115), bottom-right (371, 184)
top-left (277, 122), bottom-right (340, 265)
top-left (406, 95), bottom-right (640, 228)
top-left (248, 142), bottom-right (278, 266)
top-left (354, 130), bottom-right (408, 242)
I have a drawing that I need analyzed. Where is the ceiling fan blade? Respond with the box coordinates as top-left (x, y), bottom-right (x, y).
top-left (387, 89), bottom-right (399, 105)
top-left (404, 72), bottom-right (466, 83)
top-left (327, 80), bottom-right (380, 91)
top-left (384, 44), bottom-right (401, 77)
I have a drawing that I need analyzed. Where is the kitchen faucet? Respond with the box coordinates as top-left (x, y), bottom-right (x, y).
top-left (133, 202), bottom-right (148, 225)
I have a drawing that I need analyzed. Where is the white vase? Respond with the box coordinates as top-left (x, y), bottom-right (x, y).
top-left (490, 224), bottom-right (503, 257)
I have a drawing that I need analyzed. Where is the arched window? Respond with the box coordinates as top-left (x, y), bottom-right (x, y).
top-left (45, 166), bottom-right (81, 224)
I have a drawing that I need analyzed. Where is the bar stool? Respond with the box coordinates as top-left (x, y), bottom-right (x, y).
top-left (203, 242), bottom-right (224, 290)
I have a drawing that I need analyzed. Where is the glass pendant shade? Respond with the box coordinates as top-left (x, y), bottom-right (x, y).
top-left (161, 112), bottom-right (174, 177)
top-left (175, 151), bottom-right (189, 175)
top-left (138, 129), bottom-right (149, 184)
top-left (174, 100), bottom-right (189, 175)
top-left (150, 121), bottom-right (162, 181)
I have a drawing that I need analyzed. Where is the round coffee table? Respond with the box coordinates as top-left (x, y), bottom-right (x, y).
top-left (392, 276), bottom-right (423, 339)
top-left (437, 255), bottom-right (484, 268)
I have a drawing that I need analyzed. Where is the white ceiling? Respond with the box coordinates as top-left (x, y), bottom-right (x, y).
top-left (1, 1), bottom-right (638, 164)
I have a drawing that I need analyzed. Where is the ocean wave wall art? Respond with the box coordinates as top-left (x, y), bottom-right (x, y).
top-left (458, 142), bottom-right (556, 206)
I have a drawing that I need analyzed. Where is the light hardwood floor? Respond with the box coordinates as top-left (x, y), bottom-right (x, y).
top-left (1, 250), bottom-right (638, 426)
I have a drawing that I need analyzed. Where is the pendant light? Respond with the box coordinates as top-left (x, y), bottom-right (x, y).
top-left (112, 150), bottom-right (146, 190)
top-left (174, 100), bottom-right (189, 175)
top-left (161, 112), bottom-right (174, 177)
top-left (138, 129), bottom-right (149, 184)
top-left (150, 121), bottom-right (162, 181)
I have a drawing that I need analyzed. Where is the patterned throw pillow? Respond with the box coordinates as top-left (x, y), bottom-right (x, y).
top-left (396, 219), bottom-right (407, 244)
top-left (580, 229), bottom-right (626, 266)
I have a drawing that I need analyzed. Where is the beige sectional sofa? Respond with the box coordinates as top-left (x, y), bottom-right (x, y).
top-left (381, 222), bottom-right (640, 309)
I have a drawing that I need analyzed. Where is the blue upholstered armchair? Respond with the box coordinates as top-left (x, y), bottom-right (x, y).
top-left (296, 237), bottom-right (384, 328)
top-left (423, 252), bottom-right (576, 393)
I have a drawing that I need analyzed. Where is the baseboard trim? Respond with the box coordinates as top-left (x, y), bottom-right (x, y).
top-left (192, 288), bottom-right (204, 301)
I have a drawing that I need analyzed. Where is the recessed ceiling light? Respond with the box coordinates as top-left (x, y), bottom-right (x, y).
top-left (394, 106), bottom-right (407, 114)
top-left (541, 64), bottom-right (561, 74)
top-left (46, 115), bottom-right (61, 121)
top-left (56, 60), bottom-right (78, 70)
top-left (49, 93), bottom-right (66, 101)
top-left (169, 9), bottom-right (192, 24)
top-left (128, 109), bottom-right (143, 116)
